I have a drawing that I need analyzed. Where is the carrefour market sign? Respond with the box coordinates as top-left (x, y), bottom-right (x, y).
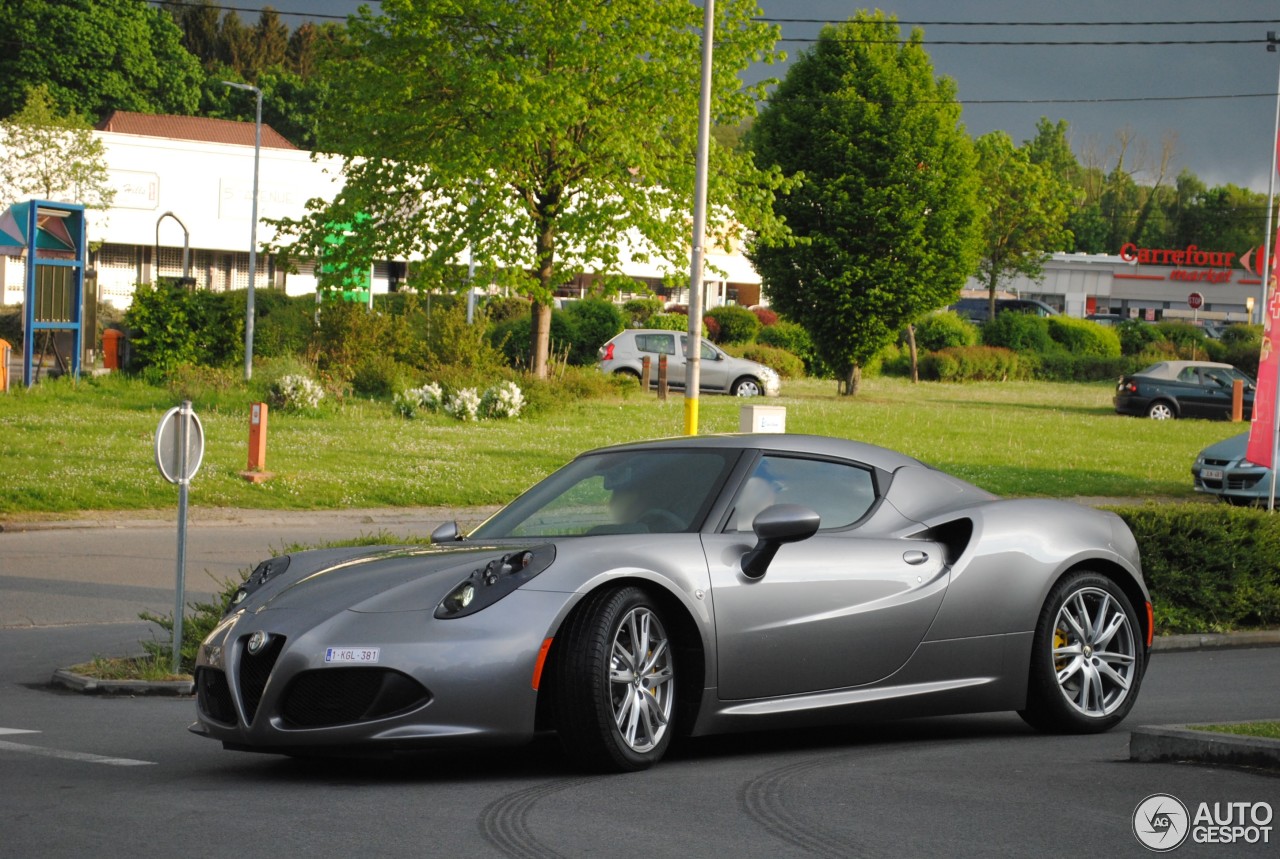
top-left (1119, 242), bottom-right (1237, 284)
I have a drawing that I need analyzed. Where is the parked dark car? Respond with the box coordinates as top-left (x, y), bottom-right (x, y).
top-left (948, 297), bottom-right (1058, 323)
top-left (1192, 431), bottom-right (1273, 505)
top-left (1114, 360), bottom-right (1255, 420)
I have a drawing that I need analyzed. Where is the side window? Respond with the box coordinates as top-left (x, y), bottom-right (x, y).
top-left (725, 455), bottom-right (877, 532)
top-left (1177, 367), bottom-right (1198, 383)
top-left (635, 333), bottom-right (675, 355)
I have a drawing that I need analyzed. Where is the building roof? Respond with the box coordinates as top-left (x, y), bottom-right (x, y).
top-left (95, 111), bottom-right (298, 150)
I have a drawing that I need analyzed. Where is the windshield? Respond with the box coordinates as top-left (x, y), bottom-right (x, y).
top-left (471, 448), bottom-right (741, 539)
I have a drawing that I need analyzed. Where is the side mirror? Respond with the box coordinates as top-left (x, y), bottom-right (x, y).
top-left (740, 504), bottom-right (820, 579)
top-left (430, 521), bottom-right (463, 543)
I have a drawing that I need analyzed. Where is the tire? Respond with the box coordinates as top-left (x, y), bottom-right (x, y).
top-left (552, 586), bottom-right (676, 772)
top-left (1019, 572), bottom-right (1144, 734)
top-left (1146, 401), bottom-right (1175, 420)
top-left (732, 377), bottom-right (762, 397)
top-left (614, 368), bottom-right (640, 379)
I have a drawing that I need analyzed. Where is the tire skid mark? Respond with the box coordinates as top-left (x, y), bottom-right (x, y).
top-left (479, 776), bottom-right (600, 859)
top-left (739, 753), bottom-right (886, 859)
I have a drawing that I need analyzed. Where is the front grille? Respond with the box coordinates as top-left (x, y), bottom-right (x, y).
top-left (196, 667), bottom-right (235, 725)
top-left (1228, 474), bottom-right (1264, 491)
top-left (238, 634), bottom-right (286, 725)
top-left (280, 668), bottom-right (431, 729)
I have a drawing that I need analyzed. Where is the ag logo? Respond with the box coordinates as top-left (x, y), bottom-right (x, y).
top-left (1133, 793), bottom-right (1190, 852)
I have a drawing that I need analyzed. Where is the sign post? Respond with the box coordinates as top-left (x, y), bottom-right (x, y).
top-left (154, 401), bottom-right (205, 675)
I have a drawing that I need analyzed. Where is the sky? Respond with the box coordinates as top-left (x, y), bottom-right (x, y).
top-left (234, 0), bottom-right (1280, 193)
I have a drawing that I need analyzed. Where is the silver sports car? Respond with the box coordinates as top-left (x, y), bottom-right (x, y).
top-left (191, 434), bottom-right (1151, 772)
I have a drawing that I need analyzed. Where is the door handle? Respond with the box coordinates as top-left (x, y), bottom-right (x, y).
top-left (903, 550), bottom-right (929, 565)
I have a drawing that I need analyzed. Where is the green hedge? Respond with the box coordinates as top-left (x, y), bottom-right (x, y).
top-left (919, 345), bottom-right (1029, 381)
top-left (1108, 504), bottom-right (1280, 634)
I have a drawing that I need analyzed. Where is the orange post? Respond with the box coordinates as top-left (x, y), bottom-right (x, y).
top-left (657, 354), bottom-right (668, 401)
top-left (1232, 379), bottom-right (1244, 422)
top-left (0, 339), bottom-right (9, 393)
top-left (241, 402), bottom-right (273, 483)
top-left (101, 330), bottom-right (121, 370)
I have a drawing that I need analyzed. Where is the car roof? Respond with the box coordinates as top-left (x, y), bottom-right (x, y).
top-left (583, 433), bottom-right (926, 473)
top-left (1136, 360), bottom-right (1238, 379)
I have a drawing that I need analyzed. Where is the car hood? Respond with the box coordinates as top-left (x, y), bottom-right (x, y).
top-left (235, 543), bottom-right (545, 616)
top-left (1199, 432), bottom-right (1250, 463)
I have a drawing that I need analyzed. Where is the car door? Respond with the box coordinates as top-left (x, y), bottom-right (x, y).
top-left (1178, 366), bottom-right (1230, 418)
top-left (633, 332), bottom-right (681, 389)
top-left (680, 335), bottom-right (729, 393)
top-left (703, 454), bottom-right (950, 700)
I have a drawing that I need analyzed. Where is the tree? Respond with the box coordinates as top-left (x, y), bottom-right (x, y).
top-left (277, 0), bottom-right (787, 378)
top-left (0, 85), bottom-right (115, 212)
top-left (0, 0), bottom-right (202, 120)
top-left (748, 11), bottom-right (981, 395)
top-left (973, 131), bottom-right (1073, 319)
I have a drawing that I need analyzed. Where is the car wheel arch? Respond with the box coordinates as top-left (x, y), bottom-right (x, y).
top-left (535, 577), bottom-right (708, 738)
top-left (1041, 560), bottom-right (1151, 652)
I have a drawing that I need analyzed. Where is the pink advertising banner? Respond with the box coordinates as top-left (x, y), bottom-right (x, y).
top-left (1246, 227), bottom-right (1280, 467)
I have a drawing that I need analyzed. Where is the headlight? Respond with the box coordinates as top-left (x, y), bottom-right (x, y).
top-left (435, 545), bottom-right (556, 619)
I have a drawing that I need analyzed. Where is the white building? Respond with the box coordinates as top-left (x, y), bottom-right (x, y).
top-left (0, 112), bottom-right (763, 309)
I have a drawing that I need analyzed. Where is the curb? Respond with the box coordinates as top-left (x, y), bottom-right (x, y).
top-left (1151, 630), bottom-right (1280, 651)
top-left (51, 668), bottom-right (194, 697)
top-left (1131, 724), bottom-right (1280, 771)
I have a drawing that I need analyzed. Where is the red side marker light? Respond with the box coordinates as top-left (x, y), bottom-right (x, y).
top-left (531, 637), bottom-right (554, 690)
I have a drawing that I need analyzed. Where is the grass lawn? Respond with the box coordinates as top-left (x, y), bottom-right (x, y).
top-left (1195, 721), bottom-right (1280, 740)
top-left (0, 371), bottom-right (1248, 517)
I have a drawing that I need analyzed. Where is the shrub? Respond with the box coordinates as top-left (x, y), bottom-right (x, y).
top-left (980, 312), bottom-right (1055, 354)
top-left (426, 302), bottom-right (504, 373)
top-left (489, 312), bottom-right (575, 368)
top-left (310, 300), bottom-right (417, 384)
top-left (919, 346), bottom-right (1027, 381)
top-left (648, 312), bottom-right (697, 333)
top-left (728, 343), bottom-right (805, 379)
top-left (752, 307), bottom-right (778, 327)
top-left (622, 297), bottom-right (664, 326)
top-left (124, 282), bottom-right (200, 373)
top-left (914, 311), bottom-right (979, 352)
top-left (706, 304), bottom-right (760, 345)
top-left (1032, 353), bottom-right (1140, 382)
top-left (757, 321), bottom-right (822, 376)
top-left (1220, 323), bottom-right (1262, 349)
top-left (351, 354), bottom-right (414, 398)
top-left (561, 298), bottom-right (624, 365)
top-left (253, 291), bottom-right (315, 359)
top-left (482, 295), bottom-right (532, 325)
top-left (1046, 316), bottom-right (1121, 357)
top-left (270, 373), bottom-right (324, 412)
top-left (1117, 319), bottom-right (1163, 356)
top-left (481, 380), bottom-right (525, 418)
top-left (1109, 503), bottom-right (1280, 634)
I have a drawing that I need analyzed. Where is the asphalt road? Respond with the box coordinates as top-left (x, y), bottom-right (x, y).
top-left (1, 511), bottom-right (1277, 858)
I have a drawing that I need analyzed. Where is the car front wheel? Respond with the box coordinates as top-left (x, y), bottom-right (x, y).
top-left (552, 586), bottom-right (676, 772)
top-left (732, 377), bottom-right (762, 397)
top-left (1147, 401), bottom-right (1175, 419)
top-left (1019, 572), bottom-right (1144, 733)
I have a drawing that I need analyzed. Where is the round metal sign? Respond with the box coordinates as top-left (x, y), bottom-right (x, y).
top-left (154, 402), bottom-right (205, 484)
top-left (1188, 292), bottom-right (1204, 310)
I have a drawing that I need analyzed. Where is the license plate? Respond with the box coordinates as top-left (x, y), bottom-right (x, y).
top-left (324, 646), bottom-right (380, 664)
top-left (1201, 468), bottom-right (1223, 481)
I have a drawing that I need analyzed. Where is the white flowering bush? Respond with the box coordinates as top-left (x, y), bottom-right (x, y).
top-left (444, 387), bottom-right (481, 421)
top-left (396, 380), bottom-right (522, 422)
top-left (270, 374), bottom-right (324, 412)
top-left (481, 380), bottom-right (524, 419)
top-left (395, 382), bottom-right (445, 418)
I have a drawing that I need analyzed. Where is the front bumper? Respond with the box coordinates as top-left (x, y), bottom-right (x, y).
top-left (190, 590), bottom-right (570, 752)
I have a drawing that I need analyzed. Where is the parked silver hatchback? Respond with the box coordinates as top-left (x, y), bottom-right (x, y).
top-left (598, 329), bottom-right (781, 397)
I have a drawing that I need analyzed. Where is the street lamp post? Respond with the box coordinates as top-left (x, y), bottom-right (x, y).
top-left (220, 81), bottom-right (262, 381)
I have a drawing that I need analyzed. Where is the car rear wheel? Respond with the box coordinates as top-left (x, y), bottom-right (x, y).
top-left (1019, 572), bottom-right (1143, 733)
top-left (732, 377), bottom-right (762, 397)
top-left (552, 586), bottom-right (676, 772)
top-left (1147, 401), bottom-right (1175, 419)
